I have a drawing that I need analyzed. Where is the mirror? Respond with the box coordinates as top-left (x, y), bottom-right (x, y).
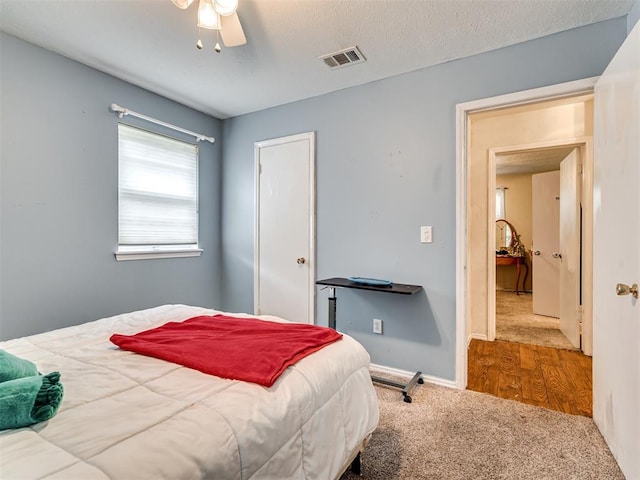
top-left (496, 219), bottom-right (524, 255)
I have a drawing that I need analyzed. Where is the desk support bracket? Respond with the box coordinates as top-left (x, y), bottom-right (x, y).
top-left (328, 287), bottom-right (336, 330)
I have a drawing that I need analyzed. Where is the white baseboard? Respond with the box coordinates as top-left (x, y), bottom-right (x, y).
top-left (468, 333), bottom-right (487, 346)
top-left (370, 363), bottom-right (458, 389)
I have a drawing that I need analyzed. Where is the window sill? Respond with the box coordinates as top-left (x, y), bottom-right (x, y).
top-left (114, 249), bottom-right (203, 261)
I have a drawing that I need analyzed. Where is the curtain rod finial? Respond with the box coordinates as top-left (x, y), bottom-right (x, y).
top-left (111, 103), bottom-right (127, 118)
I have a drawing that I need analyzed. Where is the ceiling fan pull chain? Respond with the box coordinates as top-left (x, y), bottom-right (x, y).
top-left (215, 27), bottom-right (222, 53)
top-left (196, 26), bottom-right (203, 50)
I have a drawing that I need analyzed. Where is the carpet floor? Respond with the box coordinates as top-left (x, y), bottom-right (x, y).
top-left (496, 291), bottom-right (577, 350)
top-left (341, 380), bottom-right (623, 480)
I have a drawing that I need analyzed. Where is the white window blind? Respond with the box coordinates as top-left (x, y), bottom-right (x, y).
top-left (118, 124), bottom-right (199, 252)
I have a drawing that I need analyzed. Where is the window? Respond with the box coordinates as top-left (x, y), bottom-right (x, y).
top-left (495, 187), bottom-right (511, 248)
top-left (115, 124), bottom-right (201, 261)
top-left (495, 187), bottom-right (506, 220)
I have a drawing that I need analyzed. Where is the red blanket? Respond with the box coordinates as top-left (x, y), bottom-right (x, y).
top-left (110, 315), bottom-right (342, 387)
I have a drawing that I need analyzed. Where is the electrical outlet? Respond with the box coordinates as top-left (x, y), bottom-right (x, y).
top-left (373, 318), bottom-right (383, 334)
top-left (420, 225), bottom-right (432, 243)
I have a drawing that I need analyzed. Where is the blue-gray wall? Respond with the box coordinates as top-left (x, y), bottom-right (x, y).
top-left (629, 0), bottom-right (640, 32)
top-left (0, 33), bottom-right (223, 340)
top-left (221, 18), bottom-right (627, 382)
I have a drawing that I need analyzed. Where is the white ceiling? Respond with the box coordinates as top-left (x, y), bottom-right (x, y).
top-left (0, 0), bottom-right (633, 119)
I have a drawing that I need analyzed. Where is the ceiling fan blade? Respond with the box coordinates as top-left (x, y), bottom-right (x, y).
top-left (171, 0), bottom-right (194, 9)
top-left (220, 12), bottom-right (246, 47)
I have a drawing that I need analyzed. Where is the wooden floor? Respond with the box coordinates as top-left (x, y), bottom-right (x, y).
top-left (467, 339), bottom-right (592, 416)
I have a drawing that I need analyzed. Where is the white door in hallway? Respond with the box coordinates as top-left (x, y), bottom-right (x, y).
top-left (559, 148), bottom-right (581, 349)
top-left (532, 170), bottom-right (560, 317)
top-left (593, 22), bottom-right (640, 480)
top-left (254, 132), bottom-right (315, 324)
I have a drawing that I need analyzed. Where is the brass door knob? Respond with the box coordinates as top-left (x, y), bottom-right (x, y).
top-left (616, 283), bottom-right (638, 298)
top-left (297, 257), bottom-right (306, 264)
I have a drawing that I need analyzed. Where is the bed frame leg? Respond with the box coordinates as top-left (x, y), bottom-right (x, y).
top-left (350, 452), bottom-right (361, 475)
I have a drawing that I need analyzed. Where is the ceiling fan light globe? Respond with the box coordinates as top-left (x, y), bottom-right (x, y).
top-left (197, 0), bottom-right (220, 29)
top-left (214, 0), bottom-right (238, 16)
top-left (171, 0), bottom-right (194, 9)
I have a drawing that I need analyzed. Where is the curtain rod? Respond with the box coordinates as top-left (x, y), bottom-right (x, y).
top-left (110, 103), bottom-right (215, 144)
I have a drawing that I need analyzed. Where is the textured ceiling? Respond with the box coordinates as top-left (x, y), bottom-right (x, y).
top-left (0, 0), bottom-right (633, 119)
top-left (496, 147), bottom-right (576, 175)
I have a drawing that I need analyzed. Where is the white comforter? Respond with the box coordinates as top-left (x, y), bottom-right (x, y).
top-left (0, 305), bottom-right (379, 479)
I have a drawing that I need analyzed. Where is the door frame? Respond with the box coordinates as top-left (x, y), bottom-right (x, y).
top-left (455, 77), bottom-right (597, 388)
top-left (486, 139), bottom-right (593, 348)
top-left (254, 131), bottom-right (316, 324)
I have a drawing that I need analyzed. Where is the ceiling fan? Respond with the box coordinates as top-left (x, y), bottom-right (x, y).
top-left (171, 0), bottom-right (246, 53)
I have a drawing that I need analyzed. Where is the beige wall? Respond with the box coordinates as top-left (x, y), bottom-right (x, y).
top-left (467, 95), bottom-right (593, 338)
top-left (496, 173), bottom-right (533, 292)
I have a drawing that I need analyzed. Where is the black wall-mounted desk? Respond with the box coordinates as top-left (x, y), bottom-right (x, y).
top-left (316, 277), bottom-right (424, 402)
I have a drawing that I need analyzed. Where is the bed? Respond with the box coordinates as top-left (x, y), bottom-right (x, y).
top-left (0, 304), bottom-right (379, 479)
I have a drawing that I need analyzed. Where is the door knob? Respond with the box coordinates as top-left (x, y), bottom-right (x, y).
top-left (552, 252), bottom-right (562, 259)
top-left (616, 283), bottom-right (638, 298)
top-left (296, 257), bottom-right (306, 264)
top-left (533, 251), bottom-right (541, 256)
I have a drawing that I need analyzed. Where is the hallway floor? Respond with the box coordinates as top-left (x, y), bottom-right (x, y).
top-left (496, 290), bottom-right (577, 350)
top-left (467, 339), bottom-right (592, 416)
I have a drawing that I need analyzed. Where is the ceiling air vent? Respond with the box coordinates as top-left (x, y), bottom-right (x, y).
top-left (319, 46), bottom-right (366, 69)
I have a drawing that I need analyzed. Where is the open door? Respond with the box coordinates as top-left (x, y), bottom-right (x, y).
top-left (559, 148), bottom-right (581, 348)
top-left (593, 22), bottom-right (640, 479)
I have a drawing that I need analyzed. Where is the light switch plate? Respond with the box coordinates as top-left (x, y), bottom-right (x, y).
top-left (421, 226), bottom-right (432, 243)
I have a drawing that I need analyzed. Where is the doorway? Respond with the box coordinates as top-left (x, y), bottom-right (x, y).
top-left (454, 77), bottom-right (597, 389)
top-left (494, 152), bottom-right (572, 350)
top-left (488, 141), bottom-right (590, 351)
top-left (254, 132), bottom-right (316, 324)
